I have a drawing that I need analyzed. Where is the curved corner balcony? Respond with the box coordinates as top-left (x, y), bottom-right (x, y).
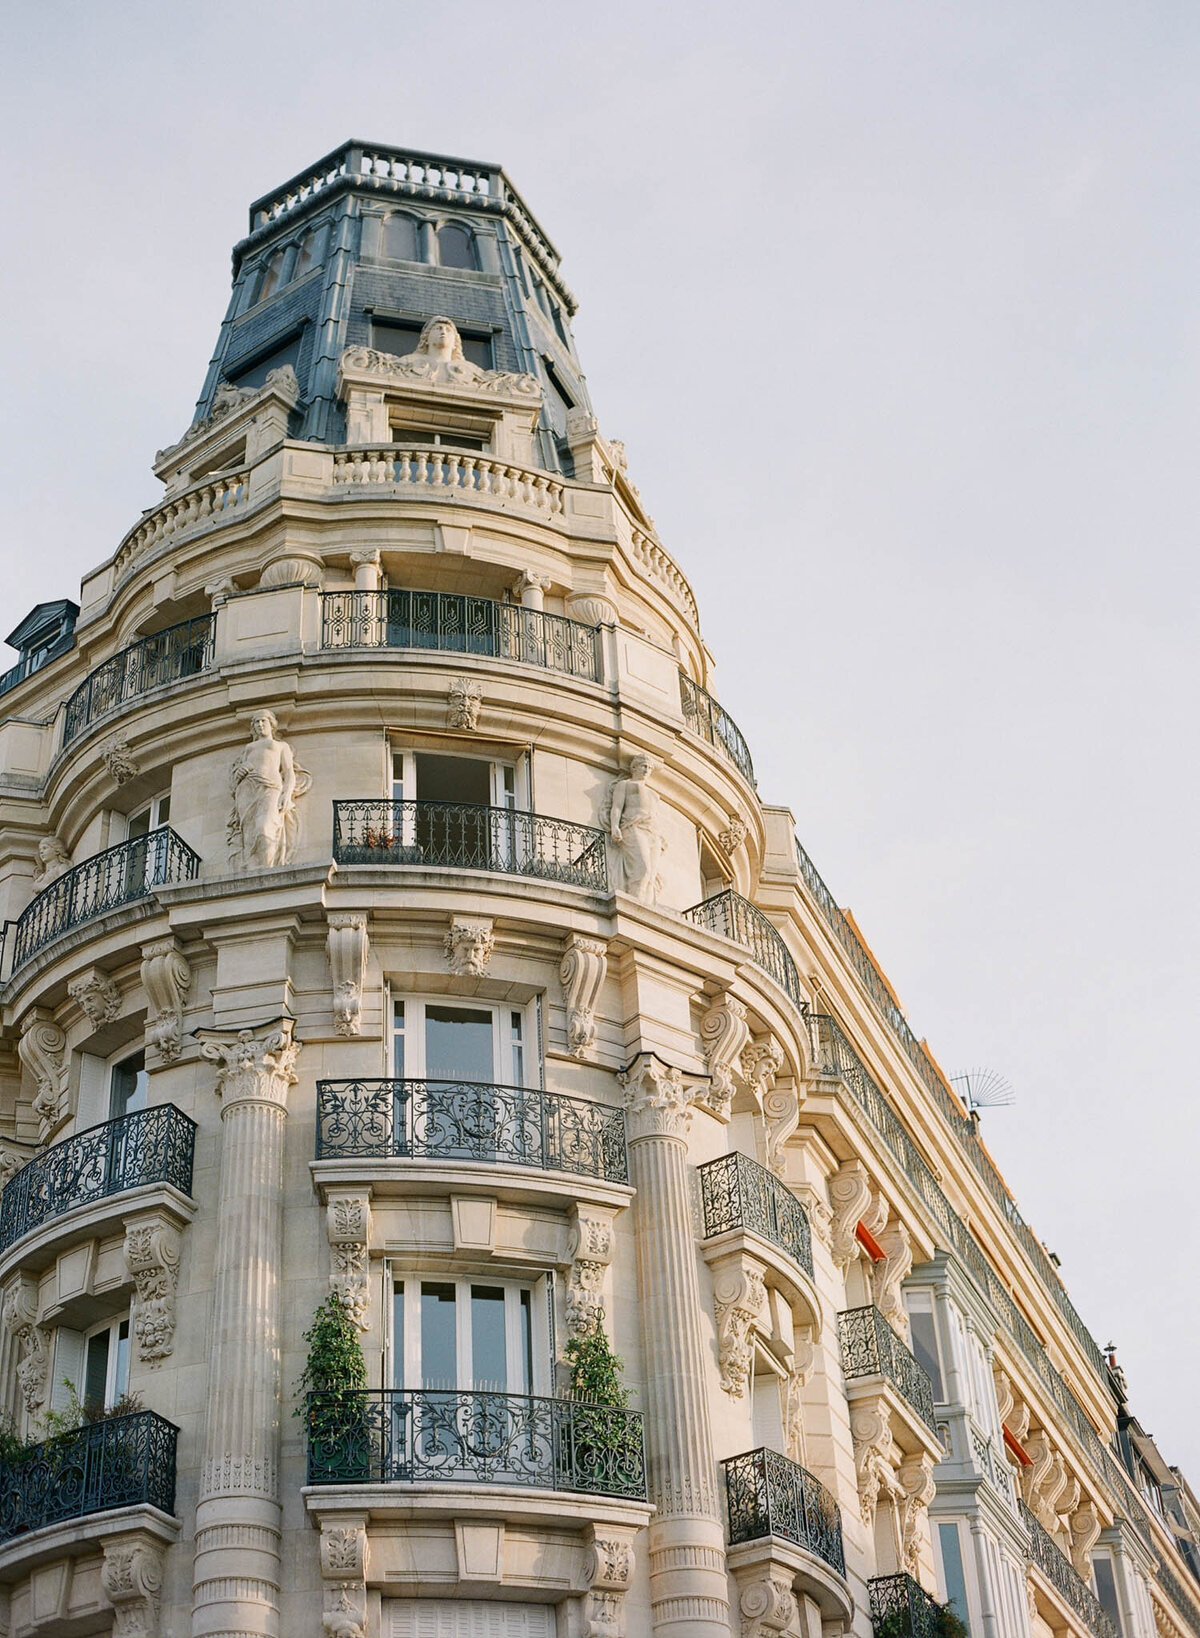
top-left (306, 1389), bottom-right (646, 1501)
top-left (723, 1446), bottom-right (845, 1577)
top-left (0, 1105), bottom-right (197, 1256)
top-left (62, 614), bottom-right (216, 745)
top-left (321, 587), bottom-right (601, 681)
top-left (837, 1305), bottom-right (936, 1431)
top-left (10, 828), bottom-right (200, 972)
top-left (683, 890), bottom-right (803, 1010)
top-left (332, 800), bottom-right (608, 892)
top-left (868, 1573), bottom-right (947, 1638)
top-left (698, 1151), bottom-right (813, 1278)
top-left (679, 673), bottom-right (755, 787)
top-left (317, 1078), bottom-right (627, 1182)
top-left (0, 1411), bottom-right (178, 1544)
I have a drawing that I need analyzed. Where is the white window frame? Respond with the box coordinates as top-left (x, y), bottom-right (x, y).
top-left (121, 790), bottom-right (172, 840)
top-left (51, 1313), bottom-right (131, 1414)
top-left (390, 749), bottom-right (525, 809)
top-left (390, 995), bottom-right (537, 1088)
top-left (385, 1270), bottom-right (547, 1396)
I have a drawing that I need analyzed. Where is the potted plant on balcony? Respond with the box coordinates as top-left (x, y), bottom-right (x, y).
top-left (297, 1292), bottom-right (371, 1482)
top-left (561, 1325), bottom-right (640, 1497)
top-left (873, 1598), bottom-right (968, 1638)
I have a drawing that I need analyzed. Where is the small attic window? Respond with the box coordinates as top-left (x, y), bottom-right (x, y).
top-left (382, 214), bottom-right (420, 262)
top-left (437, 223), bottom-right (477, 270)
top-left (227, 329), bottom-right (305, 391)
top-left (293, 223), bottom-right (327, 278)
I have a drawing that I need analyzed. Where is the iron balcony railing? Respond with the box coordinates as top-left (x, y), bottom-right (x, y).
top-left (1021, 1503), bottom-right (1118, 1638)
top-left (0, 1106), bottom-right (197, 1255)
top-left (679, 672), bottom-right (756, 786)
top-left (332, 801), bottom-right (608, 892)
top-left (683, 890), bottom-right (804, 1010)
top-left (837, 1305), bottom-right (937, 1431)
top-left (723, 1446), bottom-right (845, 1576)
top-left (320, 589), bottom-right (602, 683)
top-left (698, 1151), bottom-right (813, 1277)
top-left (306, 1389), bottom-right (646, 1501)
top-left (316, 1078), bottom-right (628, 1183)
top-left (62, 614), bottom-right (216, 745)
top-left (868, 1573), bottom-right (946, 1638)
top-left (0, 1411), bottom-right (178, 1543)
top-left (10, 828), bottom-right (200, 971)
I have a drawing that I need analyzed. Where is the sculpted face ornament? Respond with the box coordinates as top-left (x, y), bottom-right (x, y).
top-left (227, 710), bottom-right (312, 871)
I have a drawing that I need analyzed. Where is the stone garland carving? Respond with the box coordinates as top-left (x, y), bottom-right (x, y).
top-left (3, 1275), bottom-right (49, 1412)
top-left (327, 1194), bottom-right (372, 1330)
top-left (871, 1220), bottom-right (914, 1337)
top-left (829, 1159), bottom-right (880, 1272)
top-left (566, 1208), bottom-right (614, 1340)
top-left (100, 1535), bottom-right (165, 1638)
top-left (320, 1525), bottom-right (367, 1579)
top-left (101, 733), bottom-right (139, 787)
top-left (605, 755), bottom-right (666, 906)
top-left (851, 1395), bottom-right (903, 1529)
top-left (448, 676), bottom-right (482, 730)
top-left (140, 937), bottom-right (192, 1063)
top-left (18, 1008), bottom-right (69, 1141)
top-left (200, 1022), bottom-right (300, 1109)
top-left (712, 1257), bottom-right (768, 1398)
top-left (559, 933), bottom-right (607, 1059)
top-left (32, 835), bottom-right (71, 885)
top-left (619, 1053), bottom-right (694, 1142)
top-left (69, 968), bottom-right (121, 1030)
top-left (899, 1451), bottom-right (938, 1574)
top-left (737, 1572), bottom-right (801, 1638)
top-left (583, 1535), bottom-right (635, 1638)
top-left (342, 317), bottom-right (541, 397)
top-left (718, 812), bottom-right (748, 855)
top-left (124, 1214), bottom-right (182, 1366)
top-left (444, 916), bottom-right (494, 977)
top-left (326, 914), bottom-right (369, 1037)
top-left (226, 710), bottom-right (312, 871)
top-left (696, 991), bottom-right (750, 1122)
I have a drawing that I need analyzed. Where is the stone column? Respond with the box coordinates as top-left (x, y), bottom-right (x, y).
top-left (192, 1022), bottom-right (300, 1638)
top-left (514, 570), bottom-right (551, 611)
top-left (619, 1053), bottom-right (731, 1638)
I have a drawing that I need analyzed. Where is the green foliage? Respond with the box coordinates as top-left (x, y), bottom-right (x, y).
top-left (295, 1291), bottom-right (366, 1411)
top-left (563, 1326), bottom-right (629, 1408)
top-left (0, 1413), bottom-right (28, 1465)
top-left (36, 1384), bottom-right (144, 1442)
top-left (873, 1600), bottom-right (969, 1638)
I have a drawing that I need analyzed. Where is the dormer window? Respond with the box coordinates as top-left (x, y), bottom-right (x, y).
top-left (383, 214), bottom-right (420, 262)
top-left (257, 249), bottom-right (286, 302)
top-left (437, 222), bottom-right (477, 270)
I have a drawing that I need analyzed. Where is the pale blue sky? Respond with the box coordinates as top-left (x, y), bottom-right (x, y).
top-left (2, 2), bottom-right (1197, 1475)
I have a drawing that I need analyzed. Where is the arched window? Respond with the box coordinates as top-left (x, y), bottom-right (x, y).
top-left (383, 214), bottom-right (420, 262)
top-left (437, 223), bottom-right (477, 271)
top-left (293, 225), bottom-right (325, 279)
top-left (257, 249), bottom-right (286, 302)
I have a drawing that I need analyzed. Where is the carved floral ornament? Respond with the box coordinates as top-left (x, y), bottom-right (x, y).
top-left (141, 937), bottom-right (192, 1062)
top-left (199, 1021), bottom-right (300, 1110)
top-left (565, 1206), bottom-right (615, 1341)
top-left (327, 1193), bottom-right (372, 1331)
top-left (124, 1212), bottom-right (182, 1366)
top-left (18, 1008), bottom-right (69, 1141)
top-left (100, 1534), bottom-right (165, 1638)
top-left (618, 1053), bottom-right (698, 1142)
top-left (560, 933), bottom-right (607, 1059)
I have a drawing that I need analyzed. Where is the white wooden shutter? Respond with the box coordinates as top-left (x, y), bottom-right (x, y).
top-left (50, 1327), bottom-right (86, 1411)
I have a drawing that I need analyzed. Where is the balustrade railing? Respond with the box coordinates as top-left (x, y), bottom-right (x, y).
top-left (1021, 1503), bottom-right (1118, 1638)
top-left (837, 1306), bottom-right (936, 1431)
top-left (723, 1446), bottom-right (845, 1576)
top-left (332, 801), bottom-right (608, 891)
top-left (698, 1151), bottom-right (812, 1277)
top-left (62, 615), bottom-right (217, 743)
top-left (11, 828), bottom-right (200, 971)
top-left (0, 1106), bottom-right (196, 1255)
top-left (679, 673), bottom-right (756, 786)
top-left (868, 1573), bottom-right (945, 1638)
top-left (331, 446), bottom-right (565, 515)
top-left (683, 890), bottom-right (803, 1009)
top-left (0, 1411), bottom-right (178, 1542)
top-left (306, 1389), bottom-right (646, 1500)
top-left (316, 1078), bottom-right (627, 1182)
top-left (320, 589), bottom-right (601, 681)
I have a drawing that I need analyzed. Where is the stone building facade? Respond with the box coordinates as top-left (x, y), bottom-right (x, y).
top-left (0, 140), bottom-right (1195, 1638)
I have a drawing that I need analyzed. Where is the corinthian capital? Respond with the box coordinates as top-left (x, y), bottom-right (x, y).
top-left (618, 1052), bottom-right (695, 1141)
top-left (199, 1020), bottom-right (300, 1110)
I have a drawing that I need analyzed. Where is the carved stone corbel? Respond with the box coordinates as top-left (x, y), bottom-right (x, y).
top-left (1021, 1430), bottom-right (1057, 1516)
top-left (993, 1366), bottom-right (1015, 1427)
top-left (898, 1451), bottom-right (938, 1574)
top-left (123, 1211), bottom-right (182, 1366)
top-left (448, 677), bottom-right (482, 730)
top-left (1070, 1500), bottom-right (1102, 1578)
top-left (737, 1571), bottom-right (803, 1638)
top-left (718, 812), bottom-right (748, 856)
top-left (18, 1008), bottom-right (69, 1142)
top-left (444, 915), bottom-right (494, 977)
top-left (711, 1253), bottom-right (768, 1398)
top-left (559, 933), bottom-right (607, 1059)
top-left (140, 937), bottom-right (191, 1064)
top-left (101, 1533), bottom-right (166, 1638)
top-left (565, 1206), bottom-right (614, 1340)
top-left (871, 1220), bottom-right (914, 1337)
top-left (851, 1395), bottom-right (901, 1528)
top-left (101, 733), bottom-right (139, 787)
top-left (582, 1529), bottom-right (636, 1638)
top-left (68, 967), bottom-right (121, 1030)
top-left (326, 1193), bottom-right (372, 1330)
top-left (697, 991), bottom-right (750, 1120)
top-left (829, 1159), bottom-right (876, 1272)
top-left (2, 1273), bottom-right (48, 1412)
top-left (326, 914), bottom-right (369, 1037)
top-left (320, 1520), bottom-right (368, 1638)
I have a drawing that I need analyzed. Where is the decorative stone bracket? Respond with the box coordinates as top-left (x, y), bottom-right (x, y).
top-left (326, 914), bottom-right (369, 1037)
top-left (2, 1272), bottom-right (49, 1413)
top-left (559, 933), bottom-right (608, 1059)
top-left (124, 1211), bottom-right (183, 1367)
top-left (829, 1159), bottom-right (887, 1273)
top-left (710, 1250), bottom-right (768, 1398)
top-left (564, 1204), bottom-right (616, 1341)
top-left (870, 1221), bottom-right (913, 1339)
top-left (581, 1525), bottom-right (637, 1638)
top-left (444, 915), bottom-right (494, 977)
top-left (18, 1008), bottom-right (69, 1144)
top-left (696, 991), bottom-right (750, 1122)
top-left (141, 937), bottom-right (192, 1064)
top-left (326, 1192), bottom-right (372, 1331)
top-left (101, 1532), bottom-right (166, 1638)
top-left (319, 1518), bottom-right (369, 1638)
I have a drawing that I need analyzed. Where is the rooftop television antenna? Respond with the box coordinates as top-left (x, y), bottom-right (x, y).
top-left (950, 1067), bottom-right (1015, 1115)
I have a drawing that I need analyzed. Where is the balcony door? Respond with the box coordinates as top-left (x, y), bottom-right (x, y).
top-left (389, 1278), bottom-right (536, 1393)
top-left (119, 791), bottom-right (172, 894)
top-left (390, 750), bottom-right (523, 865)
top-left (391, 998), bottom-right (535, 1162)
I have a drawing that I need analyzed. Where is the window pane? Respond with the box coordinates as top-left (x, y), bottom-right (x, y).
top-left (438, 224), bottom-right (476, 270)
top-left (156, 792), bottom-right (171, 825)
top-left (383, 215), bottom-right (419, 262)
top-left (421, 1283), bottom-right (457, 1389)
top-left (374, 320), bottom-right (423, 358)
top-left (392, 1000), bottom-right (406, 1077)
top-left (459, 333), bottom-right (493, 369)
top-left (908, 1308), bottom-right (944, 1401)
top-left (938, 1522), bottom-right (971, 1634)
top-left (84, 1329), bottom-right (110, 1411)
top-left (1093, 1558), bottom-right (1122, 1632)
top-left (392, 1281), bottom-right (405, 1388)
top-left (114, 1320), bottom-right (130, 1402)
top-left (425, 1006), bottom-right (494, 1083)
top-left (510, 1012), bottom-right (525, 1087)
top-left (227, 330), bottom-right (305, 391)
top-left (110, 1052), bottom-right (148, 1120)
top-left (127, 809), bottom-right (150, 839)
top-left (414, 752), bottom-right (491, 805)
top-left (519, 1290), bottom-right (533, 1393)
top-left (471, 1286), bottom-right (507, 1391)
top-left (258, 251), bottom-right (284, 300)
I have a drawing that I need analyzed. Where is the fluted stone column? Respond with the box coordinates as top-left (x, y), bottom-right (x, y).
top-left (620, 1053), bottom-right (732, 1638)
top-left (192, 1022), bottom-right (300, 1638)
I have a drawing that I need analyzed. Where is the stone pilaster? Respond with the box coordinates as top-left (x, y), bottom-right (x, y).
top-left (619, 1053), bottom-right (731, 1638)
top-left (192, 1022), bottom-right (300, 1638)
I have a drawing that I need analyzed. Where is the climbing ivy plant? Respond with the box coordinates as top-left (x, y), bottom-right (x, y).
top-left (563, 1325), bottom-right (630, 1407)
top-left (295, 1291), bottom-right (366, 1409)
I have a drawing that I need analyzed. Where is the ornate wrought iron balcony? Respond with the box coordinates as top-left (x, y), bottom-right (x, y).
top-left (62, 614), bottom-right (216, 744)
top-left (683, 890), bottom-right (803, 1009)
top-left (868, 1573), bottom-right (946, 1637)
top-left (679, 673), bottom-right (756, 786)
top-left (1020, 1503), bottom-right (1117, 1638)
top-left (316, 1077), bottom-right (627, 1182)
top-left (838, 1306), bottom-right (937, 1431)
top-left (0, 1105), bottom-right (197, 1254)
top-left (698, 1151), bottom-right (813, 1277)
top-left (10, 828), bottom-right (200, 971)
top-left (306, 1389), bottom-right (646, 1501)
top-left (723, 1446), bottom-right (845, 1577)
top-left (332, 800), bottom-right (608, 891)
top-left (0, 1411), bottom-right (178, 1543)
top-left (321, 589), bottom-right (601, 682)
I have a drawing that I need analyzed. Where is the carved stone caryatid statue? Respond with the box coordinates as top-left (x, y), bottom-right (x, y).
top-left (227, 710), bottom-right (311, 870)
top-left (606, 754), bottom-right (666, 906)
top-left (342, 316), bottom-right (540, 397)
